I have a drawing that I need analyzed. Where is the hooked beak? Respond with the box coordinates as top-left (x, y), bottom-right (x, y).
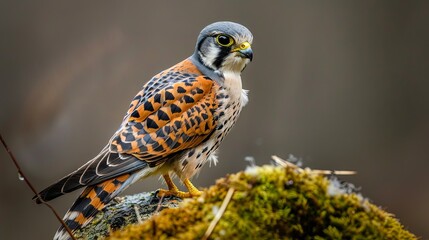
top-left (232, 42), bottom-right (253, 61)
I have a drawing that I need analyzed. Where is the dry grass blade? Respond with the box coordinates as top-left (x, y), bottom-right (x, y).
top-left (0, 134), bottom-right (77, 240)
top-left (271, 155), bottom-right (301, 170)
top-left (202, 187), bottom-right (235, 240)
top-left (271, 155), bottom-right (357, 175)
top-left (155, 193), bottom-right (165, 213)
top-left (134, 205), bottom-right (143, 224)
top-left (312, 170), bottom-right (357, 175)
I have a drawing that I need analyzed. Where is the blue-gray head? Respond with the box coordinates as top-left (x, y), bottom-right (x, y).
top-left (191, 21), bottom-right (253, 76)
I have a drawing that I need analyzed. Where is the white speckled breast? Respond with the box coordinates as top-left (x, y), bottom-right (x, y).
top-left (174, 72), bottom-right (248, 179)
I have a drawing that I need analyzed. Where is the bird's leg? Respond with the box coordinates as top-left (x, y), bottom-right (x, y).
top-left (183, 178), bottom-right (202, 197)
top-left (157, 174), bottom-right (202, 198)
top-left (158, 174), bottom-right (191, 198)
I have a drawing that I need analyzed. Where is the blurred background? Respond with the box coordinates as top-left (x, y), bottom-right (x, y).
top-left (1, 1), bottom-right (428, 239)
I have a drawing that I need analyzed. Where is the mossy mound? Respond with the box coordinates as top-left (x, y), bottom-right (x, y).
top-left (106, 165), bottom-right (416, 239)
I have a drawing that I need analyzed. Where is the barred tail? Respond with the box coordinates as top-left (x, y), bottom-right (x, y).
top-left (53, 174), bottom-right (132, 240)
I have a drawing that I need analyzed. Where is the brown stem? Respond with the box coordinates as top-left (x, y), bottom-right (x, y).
top-left (0, 134), bottom-right (77, 240)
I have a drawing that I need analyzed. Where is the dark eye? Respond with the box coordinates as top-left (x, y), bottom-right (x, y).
top-left (215, 34), bottom-right (234, 47)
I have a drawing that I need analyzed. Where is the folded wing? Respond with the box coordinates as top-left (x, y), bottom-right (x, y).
top-left (34, 74), bottom-right (218, 203)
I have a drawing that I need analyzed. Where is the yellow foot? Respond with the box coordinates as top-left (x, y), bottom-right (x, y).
top-left (157, 189), bottom-right (192, 198)
top-left (158, 174), bottom-right (203, 198)
top-left (183, 178), bottom-right (203, 197)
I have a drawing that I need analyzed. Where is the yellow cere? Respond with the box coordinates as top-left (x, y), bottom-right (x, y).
top-left (232, 41), bottom-right (251, 52)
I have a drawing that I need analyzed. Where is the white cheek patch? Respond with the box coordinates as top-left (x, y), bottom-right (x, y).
top-left (199, 42), bottom-right (219, 70)
top-left (220, 54), bottom-right (249, 73)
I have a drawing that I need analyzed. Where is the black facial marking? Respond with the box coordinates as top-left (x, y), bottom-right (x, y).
top-left (213, 46), bottom-right (231, 69)
top-left (197, 36), bottom-right (208, 54)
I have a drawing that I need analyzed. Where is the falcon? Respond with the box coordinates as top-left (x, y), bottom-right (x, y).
top-left (34, 21), bottom-right (253, 240)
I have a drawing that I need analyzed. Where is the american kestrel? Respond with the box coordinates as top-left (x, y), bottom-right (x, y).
top-left (34, 21), bottom-right (253, 240)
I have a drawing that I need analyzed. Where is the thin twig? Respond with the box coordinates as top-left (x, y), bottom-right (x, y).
top-left (202, 187), bottom-right (235, 240)
top-left (0, 134), bottom-right (77, 240)
top-left (155, 193), bottom-right (165, 213)
top-left (271, 155), bottom-right (357, 175)
top-left (134, 205), bottom-right (143, 224)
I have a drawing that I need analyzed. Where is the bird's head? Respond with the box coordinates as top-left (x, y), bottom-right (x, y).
top-left (191, 21), bottom-right (253, 78)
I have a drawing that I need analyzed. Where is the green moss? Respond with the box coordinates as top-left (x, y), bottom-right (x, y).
top-left (106, 165), bottom-right (416, 240)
